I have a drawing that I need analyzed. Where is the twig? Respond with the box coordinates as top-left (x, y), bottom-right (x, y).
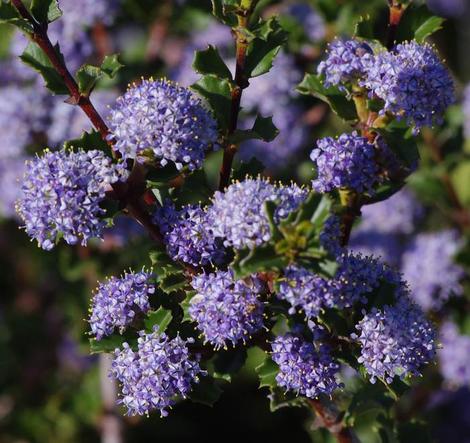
top-left (386, 1), bottom-right (406, 50)
top-left (11, 0), bottom-right (163, 244)
top-left (309, 399), bottom-right (358, 443)
top-left (218, 2), bottom-right (255, 191)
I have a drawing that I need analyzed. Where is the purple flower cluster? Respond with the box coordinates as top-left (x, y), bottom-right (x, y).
top-left (277, 266), bottom-right (334, 319)
top-left (207, 178), bottom-right (307, 250)
top-left (111, 330), bottom-right (203, 416)
top-left (89, 270), bottom-right (155, 340)
top-left (352, 298), bottom-right (436, 383)
top-left (334, 253), bottom-right (403, 308)
top-left (189, 270), bottom-right (265, 349)
top-left (438, 322), bottom-right (470, 387)
top-left (107, 79), bottom-right (219, 170)
top-left (318, 39), bottom-right (373, 88)
top-left (17, 149), bottom-right (127, 250)
top-left (154, 201), bottom-right (226, 267)
top-left (271, 333), bottom-right (342, 398)
top-left (319, 214), bottom-right (344, 257)
top-left (401, 230), bottom-right (465, 311)
top-left (362, 42), bottom-right (454, 132)
top-left (311, 132), bottom-right (381, 194)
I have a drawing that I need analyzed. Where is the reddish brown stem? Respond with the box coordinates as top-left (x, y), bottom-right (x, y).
top-left (309, 399), bottom-right (358, 443)
top-left (218, 13), bottom-right (251, 191)
top-left (11, 0), bottom-right (163, 244)
top-left (386, 3), bottom-right (405, 50)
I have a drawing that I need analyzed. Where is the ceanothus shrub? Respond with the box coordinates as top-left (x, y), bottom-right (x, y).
top-left (8, 0), bottom-right (464, 438)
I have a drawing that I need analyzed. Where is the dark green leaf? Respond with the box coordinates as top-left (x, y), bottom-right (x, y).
top-left (213, 348), bottom-right (247, 378)
top-left (396, 5), bottom-right (444, 43)
top-left (31, 0), bottom-right (62, 24)
top-left (89, 335), bottom-right (127, 354)
top-left (297, 73), bottom-right (357, 121)
top-left (189, 376), bottom-right (225, 406)
top-left (210, 0), bottom-right (237, 26)
top-left (76, 54), bottom-right (123, 95)
top-left (63, 129), bottom-right (109, 151)
top-left (255, 356), bottom-right (279, 388)
top-left (144, 307), bottom-right (173, 333)
top-left (0, 2), bottom-right (33, 32)
top-left (159, 273), bottom-right (188, 293)
top-left (76, 64), bottom-right (102, 95)
top-left (100, 53), bottom-right (124, 78)
top-left (230, 114), bottom-right (279, 144)
top-left (20, 41), bottom-right (68, 94)
top-left (232, 157), bottom-right (265, 180)
top-left (193, 45), bottom-right (232, 79)
top-left (191, 75), bottom-right (232, 130)
top-left (269, 387), bottom-right (308, 411)
top-left (232, 244), bottom-right (288, 280)
top-left (245, 17), bottom-right (288, 78)
top-left (354, 14), bottom-right (374, 40)
top-left (363, 182), bottom-right (405, 205)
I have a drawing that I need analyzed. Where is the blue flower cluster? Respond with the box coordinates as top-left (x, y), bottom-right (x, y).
top-left (402, 230), bottom-right (464, 311)
top-left (352, 298), bottom-right (436, 383)
top-left (318, 38), bottom-right (373, 88)
top-left (17, 149), bottom-right (128, 250)
top-left (318, 39), bottom-right (454, 132)
top-left (189, 270), bottom-right (265, 349)
top-left (154, 201), bottom-right (226, 267)
top-left (361, 42), bottom-right (454, 132)
top-left (111, 330), bottom-right (203, 416)
top-left (271, 333), bottom-right (342, 398)
top-left (207, 178), bottom-right (307, 250)
top-left (89, 270), bottom-right (155, 340)
top-left (277, 266), bottom-right (334, 319)
top-left (311, 132), bottom-right (381, 194)
top-left (107, 79), bottom-right (219, 170)
top-left (438, 322), bottom-right (470, 387)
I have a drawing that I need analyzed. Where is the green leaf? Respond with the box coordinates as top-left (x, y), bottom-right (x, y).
top-left (63, 129), bottom-right (109, 151)
top-left (363, 181), bottom-right (405, 205)
top-left (100, 54), bottom-right (124, 78)
top-left (230, 114), bottom-right (279, 144)
top-left (159, 273), bottom-right (188, 293)
top-left (245, 17), bottom-right (288, 78)
top-left (232, 157), bottom-right (265, 180)
top-left (213, 348), bottom-right (247, 378)
top-left (76, 54), bottom-right (123, 95)
top-left (144, 307), bottom-right (173, 334)
top-left (193, 45), bottom-right (232, 79)
top-left (189, 376), bottom-right (225, 406)
top-left (232, 244), bottom-right (288, 280)
top-left (191, 75), bottom-right (232, 130)
top-left (0, 2), bottom-right (33, 32)
top-left (31, 0), bottom-right (62, 24)
top-left (76, 64), bottom-right (102, 96)
top-left (377, 126), bottom-right (419, 170)
top-left (414, 16), bottom-right (445, 42)
top-left (297, 73), bottom-right (357, 121)
top-left (396, 5), bottom-right (444, 43)
top-left (20, 41), bottom-right (68, 94)
top-left (354, 14), bottom-right (374, 40)
top-left (210, 0), bottom-right (237, 26)
top-left (89, 335), bottom-right (127, 354)
top-left (269, 387), bottom-right (308, 411)
top-left (255, 356), bottom-right (279, 388)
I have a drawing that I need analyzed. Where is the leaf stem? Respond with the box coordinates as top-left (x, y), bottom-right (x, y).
top-left (386, 1), bottom-right (406, 50)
